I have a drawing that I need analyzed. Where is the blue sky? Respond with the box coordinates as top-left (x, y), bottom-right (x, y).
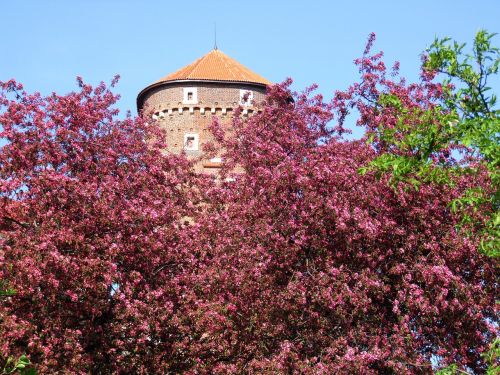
top-left (1, 0), bottom-right (499, 137)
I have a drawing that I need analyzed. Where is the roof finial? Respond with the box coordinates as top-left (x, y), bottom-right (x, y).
top-left (214, 22), bottom-right (218, 50)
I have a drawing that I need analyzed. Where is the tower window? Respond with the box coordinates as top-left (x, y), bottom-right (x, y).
top-left (240, 90), bottom-right (254, 106)
top-left (184, 133), bottom-right (199, 151)
top-left (183, 87), bottom-right (198, 104)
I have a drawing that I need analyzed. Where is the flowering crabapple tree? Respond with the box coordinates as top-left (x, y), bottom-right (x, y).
top-left (0, 78), bottom-right (199, 373)
top-left (174, 80), bottom-right (497, 373)
top-left (0, 39), bottom-right (498, 373)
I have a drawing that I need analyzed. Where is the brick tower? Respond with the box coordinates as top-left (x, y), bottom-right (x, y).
top-left (137, 48), bottom-right (271, 173)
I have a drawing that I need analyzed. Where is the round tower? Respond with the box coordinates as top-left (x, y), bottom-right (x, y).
top-left (137, 49), bottom-right (271, 173)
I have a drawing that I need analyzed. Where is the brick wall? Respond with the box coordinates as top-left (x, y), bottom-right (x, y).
top-left (140, 81), bottom-right (266, 173)
top-left (142, 82), bottom-right (266, 112)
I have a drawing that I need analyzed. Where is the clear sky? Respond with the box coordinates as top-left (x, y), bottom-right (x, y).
top-left (1, 0), bottom-right (499, 138)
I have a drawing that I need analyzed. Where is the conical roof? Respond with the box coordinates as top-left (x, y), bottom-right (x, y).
top-left (155, 49), bottom-right (271, 85)
top-left (137, 49), bottom-right (271, 111)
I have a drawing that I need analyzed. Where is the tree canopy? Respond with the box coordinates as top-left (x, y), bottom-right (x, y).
top-left (0, 33), bottom-right (498, 374)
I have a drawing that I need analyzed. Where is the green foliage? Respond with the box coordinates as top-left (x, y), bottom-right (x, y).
top-left (1, 355), bottom-right (35, 375)
top-left (436, 364), bottom-right (461, 375)
top-left (424, 30), bottom-right (500, 256)
top-left (425, 30), bottom-right (499, 120)
top-left (483, 338), bottom-right (500, 375)
top-left (0, 281), bottom-right (16, 297)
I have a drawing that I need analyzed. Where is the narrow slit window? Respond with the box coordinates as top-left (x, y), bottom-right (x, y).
top-left (183, 87), bottom-right (198, 104)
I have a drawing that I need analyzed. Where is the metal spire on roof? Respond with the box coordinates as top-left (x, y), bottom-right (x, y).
top-left (214, 22), bottom-right (218, 50)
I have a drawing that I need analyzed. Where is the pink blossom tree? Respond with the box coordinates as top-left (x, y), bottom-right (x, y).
top-left (0, 38), bottom-right (498, 373)
top-left (0, 78), bottom-right (198, 372)
top-left (175, 79), bottom-right (497, 373)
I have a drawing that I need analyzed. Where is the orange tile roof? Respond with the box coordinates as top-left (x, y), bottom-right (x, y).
top-left (155, 49), bottom-right (271, 85)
